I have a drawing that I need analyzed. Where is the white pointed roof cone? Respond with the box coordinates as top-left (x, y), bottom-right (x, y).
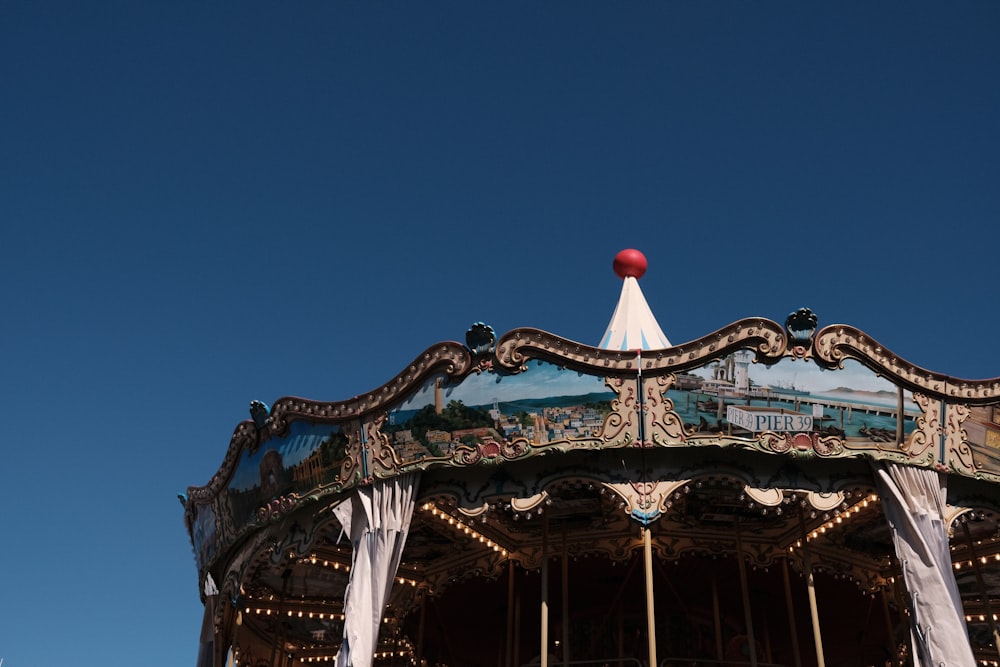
top-left (598, 249), bottom-right (671, 351)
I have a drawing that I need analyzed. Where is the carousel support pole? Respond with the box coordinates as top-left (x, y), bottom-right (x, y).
top-left (617, 598), bottom-right (625, 659)
top-left (880, 585), bottom-right (900, 667)
top-left (896, 387), bottom-right (905, 447)
top-left (762, 607), bottom-right (773, 664)
top-left (734, 517), bottom-right (759, 667)
top-left (712, 569), bottom-right (724, 662)
top-left (562, 525), bottom-right (570, 667)
top-left (541, 512), bottom-right (550, 667)
top-left (781, 557), bottom-right (803, 667)
top-left (798, 511), bottom-right (826, 667)
top-left (507, 560), bottom-right (516, 667)
top-left (416, 587), bottom-right (427, 667)
top-left (891, 575), bottom-right (909, 665)
top-left (643, 525), bottom-right (658, 667)
top-left (269, 569), bottom-right (290, 667)
top-left (962, 520), bottom-right (1000, 660)
top-left (514, 571), bottom-right (523, 667)
top-left (215, 593), bottom-right (234, 667)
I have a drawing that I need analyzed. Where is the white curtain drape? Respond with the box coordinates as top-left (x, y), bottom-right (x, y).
top-left (195, 573), bottom-right (219, 667)
top-left (874, 462), bottom-right (974, 667)
top-left (333, 472), bottom-right (420, 667)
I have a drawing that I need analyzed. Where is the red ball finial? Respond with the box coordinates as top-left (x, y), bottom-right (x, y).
top-left (613, 248), bottom-right (648, 279)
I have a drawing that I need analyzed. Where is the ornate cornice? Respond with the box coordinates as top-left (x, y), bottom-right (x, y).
top-left (184, 316), bottom-right (1000, 580)
top-left (268, 341), bottom-right (474, 432)
top-left (495, 318), bottom-right (787, 376)
top-left (185, 341), bottom-right (474, 503)
top-left (814, 324), bottom-right (1000, 403)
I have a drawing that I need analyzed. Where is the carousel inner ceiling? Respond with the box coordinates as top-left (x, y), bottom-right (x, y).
top-left (230, 456), bottom-right (1000, 667)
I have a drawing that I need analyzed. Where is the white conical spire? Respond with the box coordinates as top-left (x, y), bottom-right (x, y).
top-left (598, 249), bottom-right (671, 351)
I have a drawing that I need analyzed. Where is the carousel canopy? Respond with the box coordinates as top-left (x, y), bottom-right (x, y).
top-left (184, 250), bottom-right (1000, 667)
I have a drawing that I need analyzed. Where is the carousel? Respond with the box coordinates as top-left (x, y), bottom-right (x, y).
top-left (184, 249), bottom-right (1000, 667)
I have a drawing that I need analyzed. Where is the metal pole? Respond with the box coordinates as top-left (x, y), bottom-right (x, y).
top-left (880, 586), bottom-right (900, 667)
top-left (781, 557), bottom-right (803, 667)
top-left (762, 607), bottom-right (773, 664)
top-left (798, 511), bottom-right (826, 667)
top-left (617, 602), bottom-right (625, 660)
top-left (962, 520), bottom-right (1000, 661)
top-left (643, 526), bottom-right (657, 667)
top-left (514, 574), bottom-right (522, 667)
top-left (269, 570), bottom-right (290, 667)
top-left (734, 517), bottom-right (759, 667)
top-left (416, 588), bottom-right (427, 667)
top-left (562, 526), bottom-right (570, 667)
top-left (507, 560), bottom-right (516, 667)
top-left (896, 387), bottom-right (905, 447)
top-left (541, 513), bottom-right (550, 667)
top-left (712, 569), bottom-right (724, 661)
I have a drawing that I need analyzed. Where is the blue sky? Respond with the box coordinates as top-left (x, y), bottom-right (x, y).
top-left (2, 3), bottom-right (998, 665)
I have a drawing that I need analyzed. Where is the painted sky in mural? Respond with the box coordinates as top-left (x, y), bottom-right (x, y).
top-left (396, 362), bottom-right (614, 415)
top-left (695, 357), bottom-right (917, 409)
top-left (229, 421), bottom-right (342, 492)
top-left (395, 356), bottom-right (913, 415)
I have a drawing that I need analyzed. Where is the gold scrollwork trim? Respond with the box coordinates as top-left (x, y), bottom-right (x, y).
top-left (185, 341), bottom-right (473, 503)
top-left (814, 324), bottom-right (1000, 403)
top-left (495, 319), bottom-right (787, 377)
top-left (269, 341), bottom-right (473, 428)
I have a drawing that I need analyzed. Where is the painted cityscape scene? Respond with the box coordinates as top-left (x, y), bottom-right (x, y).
top-left (226, 420), bottom-right (348, 524)
top-left (385, 354), bottom-right (923, 466)
top-left (217, 353), bottom-right (1000, 518)
top-left (668, 353), bottom-right (918, 444)
top-left (386, 361), bottom-right (617, 463)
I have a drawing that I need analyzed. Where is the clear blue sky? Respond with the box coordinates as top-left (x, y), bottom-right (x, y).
top-left (2, 3), bottom-right (998, 665)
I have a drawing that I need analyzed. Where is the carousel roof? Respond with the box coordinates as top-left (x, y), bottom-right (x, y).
top-left (185, 250), bottom-right (1000, 667)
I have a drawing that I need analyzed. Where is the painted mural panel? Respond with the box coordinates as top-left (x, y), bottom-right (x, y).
top-left (381, 352), bottom-right (928, 466)
top-left (226, 420), bottom-right (346, 525)
top-left (386, 361), bottom-right (618, 465)
top-left (190, 499), bottom-right (218, 569)
top-left (668, 355), bottom-right (919, 446)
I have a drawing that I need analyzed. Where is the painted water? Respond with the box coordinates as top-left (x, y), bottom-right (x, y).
top-left (668, 387), bottom-right (915, 440)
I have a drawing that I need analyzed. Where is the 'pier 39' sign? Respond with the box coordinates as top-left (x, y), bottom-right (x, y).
top-left (727, 406), bottom-right (813, 433)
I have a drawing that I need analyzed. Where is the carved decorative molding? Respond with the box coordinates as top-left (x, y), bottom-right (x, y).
top-left (814, 324), bottom-right (1000, 403)
top-left (495, 319), bottom-right (787, 376)
top-left (186, 342), bottom-right (473, 502)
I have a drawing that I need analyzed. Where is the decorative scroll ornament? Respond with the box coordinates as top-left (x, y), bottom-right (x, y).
top-left (905, 392), bottom-right (940, 462)
top-left (256, 495), bottom-right (296, 523)
top-left (601, 375), bottom-right (638, 447)
top-left (945, 402), bottom-right (976, 476)
top-left (814, 324), bottom-right (1000, 402)
top-left (366, 414), bottom-right (397, 480)
top-left (452, 438), bottom-right (530, 465)
top-left (758, 431), bottom-right (845, 458)
top-left (185, 341), bottom-right (473, 505)
top-left (495, 319), bottom-right (787, 377)
top-left (604, 479), bottom-right (690, 523)
top-left (339, 420), bottom-right (364, 485)
top-left (644, 374), bottom-right (688, 446)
